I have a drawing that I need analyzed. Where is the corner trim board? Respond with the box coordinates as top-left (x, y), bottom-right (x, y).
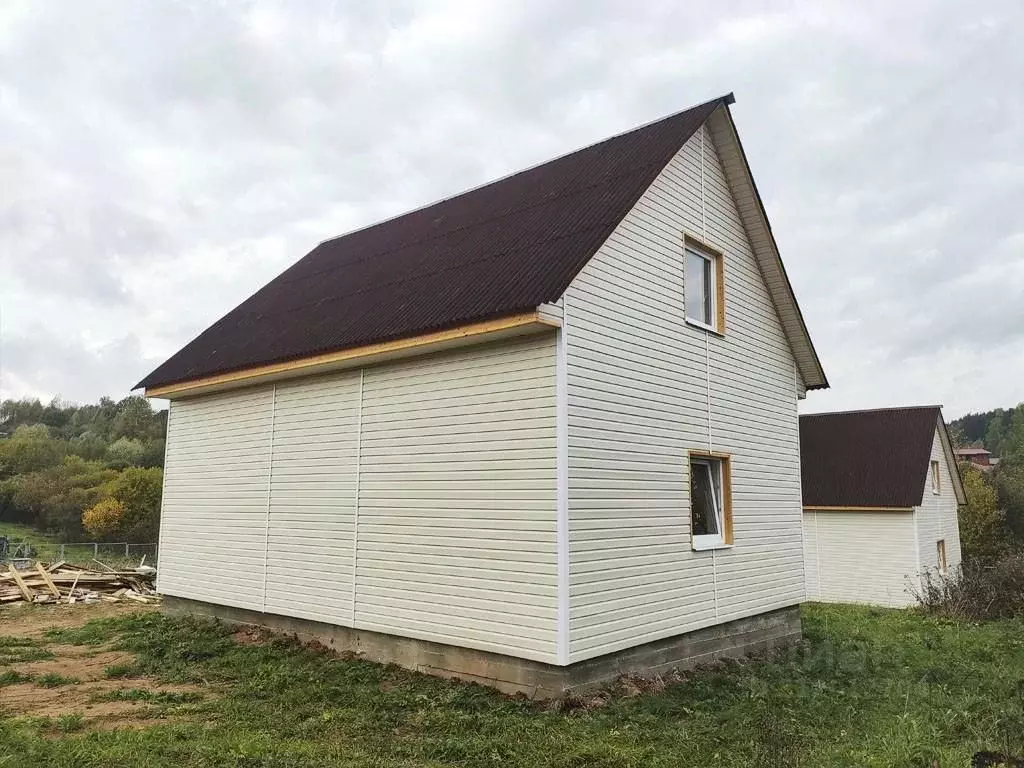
top-left (555, 305), bottom-right (570, 665)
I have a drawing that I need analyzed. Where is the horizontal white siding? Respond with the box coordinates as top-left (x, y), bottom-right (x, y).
top-left (565, 123), bottom-right (805, 662)
top-left (356, 334), bottom-right (559, 663)
top-left (916, 428), bottom-right (963, 573)
top-left (158, 333), bottom-right (559, 663)
top-left (264, 373), bottom-right (360, 625)
top-left (803, 510), bottom-right (918, 608)
top-left (158, 387), bottom-right (274, 611)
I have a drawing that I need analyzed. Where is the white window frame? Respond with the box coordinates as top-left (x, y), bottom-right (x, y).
top-left (690, 456), bottom-right (729, 551)
top-left (931, 460), bottom-right (941, 494)
top-left (685, 245), bottom-right (718, 332)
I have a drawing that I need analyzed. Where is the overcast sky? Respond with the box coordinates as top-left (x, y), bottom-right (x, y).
top-left (1, 1), bottom-right (1021, 419)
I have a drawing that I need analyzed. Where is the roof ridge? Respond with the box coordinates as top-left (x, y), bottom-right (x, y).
top-left (314, 94), bottom-right (733, 250)
top-left (801, 405), bottom-right (942, 418)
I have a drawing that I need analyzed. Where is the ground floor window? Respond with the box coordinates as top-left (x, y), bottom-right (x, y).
top-left (937, 539), bottom-right (947, 575)
top-left (689, 452), bottom-right (733, 550)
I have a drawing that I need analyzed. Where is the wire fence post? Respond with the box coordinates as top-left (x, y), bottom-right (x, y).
top-left (60, 544), bottom-right (65, 560)
top-left (93, 543), bottom-right (98, 558)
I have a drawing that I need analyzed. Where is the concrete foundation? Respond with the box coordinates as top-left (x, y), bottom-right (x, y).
top-left (163, 596), bottom-right (801, 698)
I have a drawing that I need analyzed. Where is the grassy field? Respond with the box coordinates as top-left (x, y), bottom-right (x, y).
top-left (0, 521), bottom-right (61, 551)
top-left (1, 603), bottom-right (1023, 767)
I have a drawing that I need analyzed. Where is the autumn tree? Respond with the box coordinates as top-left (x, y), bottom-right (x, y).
top-left (82, 498), bottom-right (126, 539)
top-left (960, 466), bottom-right (1010, 561)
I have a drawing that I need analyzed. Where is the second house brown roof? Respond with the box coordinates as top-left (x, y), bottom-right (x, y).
top-left (800, 406), bottom-right (944, 508)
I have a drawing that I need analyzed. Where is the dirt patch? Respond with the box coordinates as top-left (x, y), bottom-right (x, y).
top-left (0, 601), bottom-right (153, 639)
top-left (232, 625), bottom-right (272, 646)
top-left (17, 649), bottom-right (136, 680)
top-left (0, 600), bottom-right (207, 731)
top-left (0, 678), bottom-right (205, 719)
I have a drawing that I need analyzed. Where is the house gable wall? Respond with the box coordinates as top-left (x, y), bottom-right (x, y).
top-left (562, 122), bottom-right (804, 663)
top-left (915, 427), bottom-right (963, 574)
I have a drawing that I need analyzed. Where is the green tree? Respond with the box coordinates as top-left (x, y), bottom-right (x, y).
top-left (68, 431), bottom-right (108, 462)
top-left (1001, 405), bottom-right (1024, 465)
top-left (985, 416), bottom-right (1006, 457)
top-left (107, 467), bottom-right (163, 541)
top-left (105, 437), bottom-right (145, 469)
top-left (960, 466), bottom-right (1010, 561)
top-left (0, 425), bottom-right (65, 476)
top-left (111, 396), bottom-right (159, 441)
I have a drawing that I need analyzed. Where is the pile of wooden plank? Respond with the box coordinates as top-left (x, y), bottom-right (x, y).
top-left (0, 561), bottom-right (159, 606)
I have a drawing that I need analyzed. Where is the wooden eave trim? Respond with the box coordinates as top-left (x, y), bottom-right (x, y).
top-left (145, 311), bottom-right (558, 399)
top-left (803, 505), bottom-right (914, 513)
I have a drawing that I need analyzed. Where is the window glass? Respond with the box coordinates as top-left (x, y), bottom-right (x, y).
top-left (690, 460), bottom-right (720, 536)
top-left (686, 249), bottom-right (713, 326)
top-left (931, 460), bottom-right (941, 493)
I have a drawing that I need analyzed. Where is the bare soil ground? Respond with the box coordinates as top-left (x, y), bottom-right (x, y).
top-left (0, 602), bottom-right (206, 730)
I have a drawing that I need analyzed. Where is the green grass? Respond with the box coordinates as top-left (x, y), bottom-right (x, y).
top-left (35, 673), bottom-right (80, 688)
top-left (0, 636), bottom-right (56, 665)
top-left (0, 604), bottom-right (1022, 766)
top-left (0, 522), bottom-right (61, 552)
top-left (0, 669), bottom-right (33, 686)
top-left (92, 688), bottom-right (204, 705)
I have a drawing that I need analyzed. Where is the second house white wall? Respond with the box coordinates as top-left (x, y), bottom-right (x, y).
top-left (158, 333), bottom-right (559, 663)
top-left (916, 427), bottom-right (963, 574)
top-left (563, 120), bottom-right (805, 663)
top-left (803, 510), bottom-right (918, 608)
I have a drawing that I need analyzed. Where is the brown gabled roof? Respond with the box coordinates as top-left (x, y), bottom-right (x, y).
top-left (800, 406), bottom-right (945, 508)
top-left (138, 97), bottom-right (724, 390)
top-left (137, 93), bottom-right (826, 393)
top-left (954, 447), bottom-right (991, 456)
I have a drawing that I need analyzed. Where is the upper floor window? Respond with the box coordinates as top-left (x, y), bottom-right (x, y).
top-left (931, 460), bottom-right (941, 494)
top-left (684, 239), bottom-right (724, 333)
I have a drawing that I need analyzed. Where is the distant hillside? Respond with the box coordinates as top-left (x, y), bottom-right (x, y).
top-left (950, 407), bottom-right (1018, 455)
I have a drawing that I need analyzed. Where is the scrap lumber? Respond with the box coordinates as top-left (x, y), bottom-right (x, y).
top-left (35, 562), bottom-right (62, 598)
top-left (7, 564), bottom-right (33, 602)
top-left (0, 560), bottom-right (158, 607)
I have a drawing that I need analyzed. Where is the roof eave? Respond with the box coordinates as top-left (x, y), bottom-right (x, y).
top-left (141, 310), bottom-right (559, 400)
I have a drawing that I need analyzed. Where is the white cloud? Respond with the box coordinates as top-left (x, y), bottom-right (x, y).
top-left (1, 0), bottom-right (1022, 420)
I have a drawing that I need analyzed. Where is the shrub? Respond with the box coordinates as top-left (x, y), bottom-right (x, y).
top-left (107, 467), bottom-right (163, 541)
top-left (915, 553), bottom-right (1024, 621)
top-left (82, 497), bottom-right (126, 539)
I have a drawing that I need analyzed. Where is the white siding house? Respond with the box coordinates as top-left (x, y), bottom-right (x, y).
top-left (564, 123), bottom-right (805, 662)
top-left (141, 93), bottom-right (829, 694)
top-left (800, 408), bottom-right (965, 608)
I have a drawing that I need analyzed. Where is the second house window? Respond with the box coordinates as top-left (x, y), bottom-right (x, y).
top-left (690, 453), bottom-right (732, 549)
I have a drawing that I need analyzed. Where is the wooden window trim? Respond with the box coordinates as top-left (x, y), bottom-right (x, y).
top-left (683, 234), bottom-right (726, 335)
top-left (688, 450), bottom-right (733, 548)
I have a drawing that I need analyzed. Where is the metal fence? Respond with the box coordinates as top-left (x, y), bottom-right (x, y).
top-left (2, 541), bottom-right (157, 570)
